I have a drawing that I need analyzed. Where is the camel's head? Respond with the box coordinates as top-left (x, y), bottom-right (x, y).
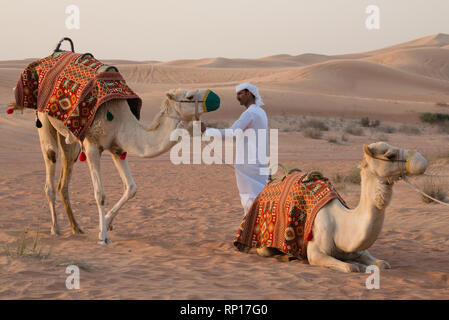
top-left (362, 142), bottom-right (428, 182)
top-left (165, 88), bottom-right (220, 121)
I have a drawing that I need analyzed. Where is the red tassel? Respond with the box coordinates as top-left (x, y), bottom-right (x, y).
top-left (120, 152), bottom-right (127, 160)
top-left (79, 151), bottom-right (87, 162)
top-left (306, 231), bottom-right (313, 242)
top-left (6, 108), bottom-right (14, 114)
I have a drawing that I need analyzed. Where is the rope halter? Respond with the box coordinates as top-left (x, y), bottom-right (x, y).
top-left (363, 146), bottom-right (417, 185)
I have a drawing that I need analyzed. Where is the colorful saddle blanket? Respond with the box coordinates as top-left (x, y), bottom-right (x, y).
top-left (234, 171), bottom-right (348, 260)
top-left (14, 51), bottom-right (141, 141)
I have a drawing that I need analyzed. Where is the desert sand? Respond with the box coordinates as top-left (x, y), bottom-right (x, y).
top-left (0, 34), bottom-right (448, 299)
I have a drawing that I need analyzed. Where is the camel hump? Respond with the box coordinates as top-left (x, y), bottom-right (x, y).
top-left (303, 171), bottom-right (325, 183)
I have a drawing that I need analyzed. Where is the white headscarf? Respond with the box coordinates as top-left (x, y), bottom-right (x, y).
top-left (236, 83), bottom-right (264, 107)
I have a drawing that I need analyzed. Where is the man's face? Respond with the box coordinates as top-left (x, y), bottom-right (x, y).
top-left (236, 89), bottom-right (250, 106)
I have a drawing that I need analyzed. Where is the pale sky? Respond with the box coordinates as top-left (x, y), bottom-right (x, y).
top-left (0, 0), bottom-right (448, 61)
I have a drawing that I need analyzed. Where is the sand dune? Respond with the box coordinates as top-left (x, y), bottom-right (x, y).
top-left (118, 64), bottom-right (281, 85)
top-left (250, 59), bottom-right (449, 102)
top-left (335, 33), bottom-right (449, 59)
top-left (159, 53), bottom-right (331, 69)
top-left (365, 47), bottom-right (449, 81)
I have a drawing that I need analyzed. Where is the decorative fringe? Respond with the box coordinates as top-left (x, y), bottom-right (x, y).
top-left (6, 102), bottom-right (26, 115)
top-left (120, 152), bottom-right (127, 160)
top-left (35, 112), bottom-right (42, 128)
top-left (79, 151), bottom-right (87, 162)
top-left (306, 231), bottom-right (313, 242)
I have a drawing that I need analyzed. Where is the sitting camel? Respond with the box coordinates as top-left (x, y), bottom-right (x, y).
top-left (254, 142), bottom-right (428, 272)
top-left (36, 88), bottom-right (214, 244)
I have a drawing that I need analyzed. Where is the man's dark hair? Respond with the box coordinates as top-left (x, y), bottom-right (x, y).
top-left (244, 89), bottom-right (255, 99)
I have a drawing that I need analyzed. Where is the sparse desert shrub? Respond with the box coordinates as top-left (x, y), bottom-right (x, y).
top-left (421, 178), bottom-right (447, 204)
top-left (55, 260), bottom-right (97, 272)
top-left (301, 119), bottom-right (329, 131)
top-left (303, 127), bottom-right (323, 139)
top-left (332, 173), bottom-right (344, 184)
top-left (361, 117), bottom-right (370, 127)
top-left (398, 125), bottom-right (420, 135)
top-left (344, 126), bottom-right (364, 136)
top-left (270, 115), bottom-right (302, 132)
top-left (361, 117), bottom-right (380, 128)
top-left (341, 134), bottom-right (348, 142)
top-left (203, 120), bottom-right (231, 129)
top-left (377, 125), bottom-right (397, 134)
top-left (419, 113), bottom-right (449, 133)
top-left (2, 228), bottom-right (51, 259)
top-left (420, 112), bottom-right (449, 124)
top-left (327, 136), bottom-right (338, 144)
top-left (345, 167), bottom-right (361, 185)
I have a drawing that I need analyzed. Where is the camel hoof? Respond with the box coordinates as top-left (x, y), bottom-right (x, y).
top-left (97, 239), bottom-right (111, 245)
top-left (72, 226), bottom-right (84, 235)
top-left (97, 231), bottom-right (112, 245)
top-left (376, 260), bottom-right (391, 269)
top-left (51, 227), bottom-right (60, 236)
top-left (345, 263), bottom-right (361, 273)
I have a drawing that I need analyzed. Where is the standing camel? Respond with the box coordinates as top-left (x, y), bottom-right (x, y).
top-left (32, 88), bottom-right (218, 244)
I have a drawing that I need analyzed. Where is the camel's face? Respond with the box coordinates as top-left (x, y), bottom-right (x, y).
top-left (363, 142), bottom-right (428, 178)
top-left (166, 89), bottom-right (220, 121)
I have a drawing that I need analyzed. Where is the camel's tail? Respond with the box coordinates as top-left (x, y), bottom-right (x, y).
top-left (6, 102), bottom-right (26, 114)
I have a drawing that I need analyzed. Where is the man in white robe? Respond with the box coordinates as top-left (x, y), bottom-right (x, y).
top-left (201, 83), bottom-right (269, 216)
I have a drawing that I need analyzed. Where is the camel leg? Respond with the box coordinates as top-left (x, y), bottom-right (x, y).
top-left (256, 247), bottom-right (280, 257)
top-left (57, 134), bottom-right (83, 235)
top-left (354, 250), bottom-right (391, 270)
top-left (84, 141), bottom-right (111, 245)
top-left (105, 152), bottom-right (137, 231)
top-left (37, 113), bottom-right (60, 235)
top-left (307, 243), bottom-right (361, 273)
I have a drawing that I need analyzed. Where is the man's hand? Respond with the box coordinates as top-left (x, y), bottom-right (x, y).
top-left (201, 121), bottom-right (206, 133)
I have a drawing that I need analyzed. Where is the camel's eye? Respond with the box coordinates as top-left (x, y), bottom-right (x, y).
top-left (186, 95), bottom-right (194, 100)
top-left (385, 151), bottom-right (396, 160)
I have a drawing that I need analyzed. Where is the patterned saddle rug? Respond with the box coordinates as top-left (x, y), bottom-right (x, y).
top-left (234, 171), bottom-right (348, 260)
top-left (14, 51), bottom-right (142, 141)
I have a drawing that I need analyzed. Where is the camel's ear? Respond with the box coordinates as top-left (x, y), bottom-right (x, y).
top-left (185, 90), bottom-right (196, 100)
top-left (166, 90), bottom-right (176, 100)
top-left (363, 144), bottom-right (374, 157)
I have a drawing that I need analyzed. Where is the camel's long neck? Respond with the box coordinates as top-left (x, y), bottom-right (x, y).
top-left (336, 166), bottom-right (393, 252)
top-left (116, 108), bottom-right (186, 158)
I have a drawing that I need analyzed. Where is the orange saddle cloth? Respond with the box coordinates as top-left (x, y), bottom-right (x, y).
top-left (14, 51), bottom-right (141, 141)
top-left (234, 171), bottom-right (348, 259)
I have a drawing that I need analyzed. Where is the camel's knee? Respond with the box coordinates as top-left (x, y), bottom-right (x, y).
top-left (46, 150), bottom-right (57, 163)
top-left (127, 183), bottom-right (137, 199)
top-left (94, 190), bottom-right (106, 206)
top-left (58, 184), bottom-right (69, 198)
top-left (44, 183), bottom-right (56, 202)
